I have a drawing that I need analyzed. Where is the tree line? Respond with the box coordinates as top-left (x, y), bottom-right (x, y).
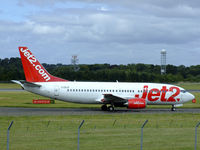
top-left (0, 57), bottom-right (200, 83)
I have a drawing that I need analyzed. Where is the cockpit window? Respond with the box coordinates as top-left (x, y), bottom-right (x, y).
top-left (181, 90), bottom-right (186, 93)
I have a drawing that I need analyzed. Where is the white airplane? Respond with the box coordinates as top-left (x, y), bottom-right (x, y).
top-left (12, 46), bottom-right (195, 111)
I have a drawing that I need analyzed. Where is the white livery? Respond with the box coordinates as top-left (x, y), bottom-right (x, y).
top-left (13, 47), bottom-right (195, 111)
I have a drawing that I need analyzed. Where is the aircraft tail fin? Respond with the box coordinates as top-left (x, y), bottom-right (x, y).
top-left (19, 47), bottom-right (67, 82)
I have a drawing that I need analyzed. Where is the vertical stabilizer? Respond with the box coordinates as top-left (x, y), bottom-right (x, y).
top-left (19, 47), bottom-right (67, 82)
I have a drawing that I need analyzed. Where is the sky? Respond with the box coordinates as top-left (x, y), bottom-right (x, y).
top-left (0, 0), bottom-right (200, 66)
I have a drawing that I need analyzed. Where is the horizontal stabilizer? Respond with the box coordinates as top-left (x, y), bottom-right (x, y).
top-left (11, 80), bottom-right (41, 88)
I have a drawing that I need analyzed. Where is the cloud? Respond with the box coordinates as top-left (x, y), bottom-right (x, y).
top-left (18, 0), bottom-right (61, 7)
top-left (25, 8), bottom-right (200, 45)
top-left (18, 0), bottom-right (200, 9)
top-left (1, 0), bottom-right (200, 66)
top-left (25, 21), bottom-right (65, 34)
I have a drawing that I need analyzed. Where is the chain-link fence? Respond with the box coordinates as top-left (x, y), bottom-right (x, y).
top-left (0, 119), bottom-right (199, 150)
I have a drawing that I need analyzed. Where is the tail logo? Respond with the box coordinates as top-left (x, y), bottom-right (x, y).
top-left (20, 48), bottom-right (51, 81)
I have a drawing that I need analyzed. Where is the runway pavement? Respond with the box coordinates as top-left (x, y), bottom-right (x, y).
top-left (0, 107), bottom-right (200, 116)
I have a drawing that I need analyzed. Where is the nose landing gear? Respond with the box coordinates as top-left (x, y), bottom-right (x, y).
top-left (171, 105), bottom-right (176, 111)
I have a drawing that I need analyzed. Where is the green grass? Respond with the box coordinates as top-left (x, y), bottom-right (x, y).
top-left (0, 91), bottom-right (100, 108)
top-left (0, 83), bottom-right (21, 89)
top-left (176, 82), bottom-right (200, 90)
top-left (0, 114), bottom-right (200, 150)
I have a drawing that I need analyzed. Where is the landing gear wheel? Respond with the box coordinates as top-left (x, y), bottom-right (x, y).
top-left (171, 105), bottom-right (176, 111)
top-left (108, 106), bottom-right (114, 112)
top-left (101, 105), bottom-right (108, 111)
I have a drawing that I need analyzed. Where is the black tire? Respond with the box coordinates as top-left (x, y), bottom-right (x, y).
top-left (101, 105), bottom-right (108, 111)
top-left (171, 106), bottom-right (176, 111)
top-left (108, 106), bottom-right (114, 112)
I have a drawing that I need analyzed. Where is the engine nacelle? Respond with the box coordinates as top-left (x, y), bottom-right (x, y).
top-left (127, 98), bottom-right (146, 109)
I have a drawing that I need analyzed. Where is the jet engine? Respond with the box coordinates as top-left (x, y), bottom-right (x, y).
top-left (126, 98), bottom-right (146, 109)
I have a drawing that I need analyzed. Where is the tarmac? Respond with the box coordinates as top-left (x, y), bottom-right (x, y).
top-left (0, 107), bottom-right (200, 116)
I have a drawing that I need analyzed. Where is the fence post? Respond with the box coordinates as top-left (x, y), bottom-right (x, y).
top-left (141, 120), bottom-right (148, 150)
top-left (77, 120), bottom-right (85, 150)
top-left (195, 121), bottom-right (200, 150)
top-left (7, 121), bottom-right (14, 150)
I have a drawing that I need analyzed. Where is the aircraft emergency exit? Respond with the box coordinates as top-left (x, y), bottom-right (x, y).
top-left (12, 47), bottom-right (196, 111)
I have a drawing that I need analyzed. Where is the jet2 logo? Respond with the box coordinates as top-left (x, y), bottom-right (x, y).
top-left (140, 85), bottom-right (180, 102)
top-left (20, 48), bottom-right (51, 81)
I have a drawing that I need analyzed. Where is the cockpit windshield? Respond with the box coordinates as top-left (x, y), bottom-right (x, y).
top-left (181, 90), bottom-right (187, 93)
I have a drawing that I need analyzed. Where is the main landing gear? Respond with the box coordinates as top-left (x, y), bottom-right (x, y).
top-left (101, 104), bottom-right (108, 111)
top-left (171, 105), bottom-right (176, 111)
top-left (101, 104), bottom-right (114, 111)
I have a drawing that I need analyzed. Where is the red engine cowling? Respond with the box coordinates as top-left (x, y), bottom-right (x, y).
top-left (127, 98), bottom-right (146, 109)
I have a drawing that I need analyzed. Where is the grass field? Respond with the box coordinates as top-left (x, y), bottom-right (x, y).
top-left (0, 114), bottom-right (200, 150)
top-left (176, 82), bottom-right (200, 90)
top-left (0, 83), bottom-right (21, 89)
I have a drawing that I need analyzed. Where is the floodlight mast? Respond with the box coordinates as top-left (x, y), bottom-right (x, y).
top-left (71, 55), bottom-right (80, 72)
top-left (161, 49), bottom-right (167, 75)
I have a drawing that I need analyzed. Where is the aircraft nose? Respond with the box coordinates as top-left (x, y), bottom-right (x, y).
top-left (187, 92), bottom-right (195, 102)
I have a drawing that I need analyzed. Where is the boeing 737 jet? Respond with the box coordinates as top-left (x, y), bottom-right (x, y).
top-left (12, 47), bottom-right (195, 111)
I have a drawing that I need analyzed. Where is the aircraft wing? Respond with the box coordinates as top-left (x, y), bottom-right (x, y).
top-left (103, 94), bottom-right (127, 104)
